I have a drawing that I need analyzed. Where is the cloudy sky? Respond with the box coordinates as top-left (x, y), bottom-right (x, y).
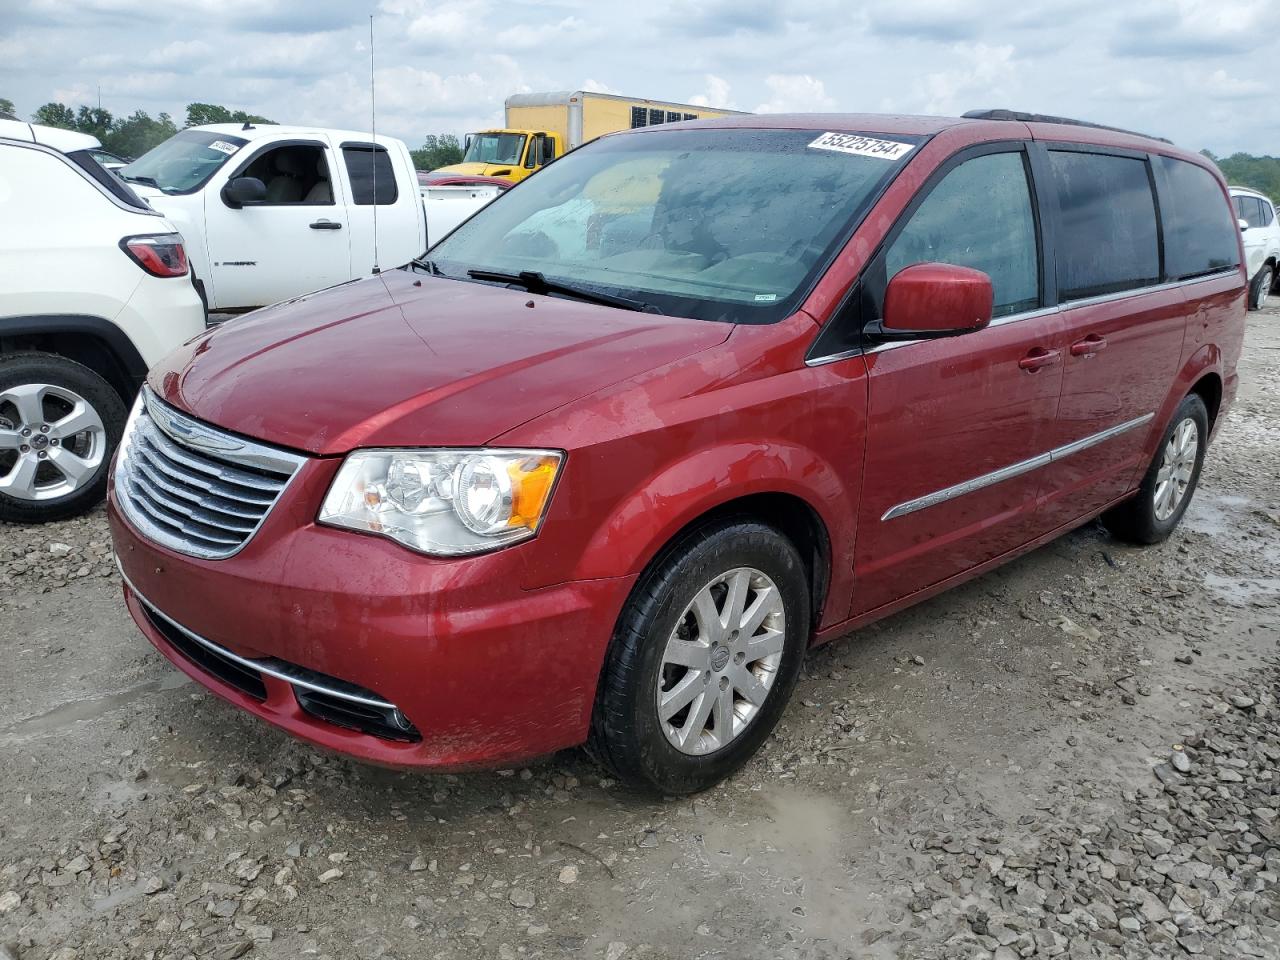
top-left (2, 0), bottom-right (1277, 156)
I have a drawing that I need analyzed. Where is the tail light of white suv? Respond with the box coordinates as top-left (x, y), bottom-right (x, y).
top-left (119, 233), bottom-right (189, 277)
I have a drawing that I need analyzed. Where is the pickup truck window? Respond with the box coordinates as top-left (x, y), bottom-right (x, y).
top-left (238, 144), bottom-right (333, 204)
top-left (342, 145), bottom-right (397, 205)
top-left (121, 130), bottom-right (247, 195)
top-left (462, 133), bottom-right (525, 167)
top-left (429, 128), bottom-right (922, 324)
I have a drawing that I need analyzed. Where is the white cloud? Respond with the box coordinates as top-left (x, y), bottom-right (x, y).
top-left (911, 43), bottom-right (1018, 116)
top-left (493, 16), bottom-right (594, 52)
top-left (1201, 68), bottom-right (1267, 100)
top-left (688, 74), bottom-right (734, 109)
top-left (3, 0), bottom-right (1280, 155)
top-left (754, 74), bottom-right (836, 114)
top-left (581, 78), bottom-right (622, 96)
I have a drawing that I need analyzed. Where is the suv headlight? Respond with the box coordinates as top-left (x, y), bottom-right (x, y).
top-left (318, 449), bottom-right (563, 556)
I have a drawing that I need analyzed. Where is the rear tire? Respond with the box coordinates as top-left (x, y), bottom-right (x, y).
top-left (588, 519), bottom-right (809, 795)
top-left (1101, 394), bottom-right (1208, 544)
top-left (1249, 264), bottom-right (1274, 310)
top-left (0, 353), bottom-right (126, 524)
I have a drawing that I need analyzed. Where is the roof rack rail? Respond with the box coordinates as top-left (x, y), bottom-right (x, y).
top-left (962, 109), bottom-right (1172, 145)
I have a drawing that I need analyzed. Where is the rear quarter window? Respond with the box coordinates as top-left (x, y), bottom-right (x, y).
top-left (342, 145), bottom-right (397, 205)
top-left (1159, 158), bottom-right (1241, 280)
top-left (1048, 150), bottom-right (1160, 300)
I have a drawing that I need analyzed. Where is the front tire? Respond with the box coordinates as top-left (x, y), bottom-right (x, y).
top-left (0, 353), bottom-right (126, 523)
top-left (1249, 264), bottom-right (1274, 311)
top-left (589, 520), bottom-right (810, 795)
top-left (1102, 394), bottom-right (1209, 544)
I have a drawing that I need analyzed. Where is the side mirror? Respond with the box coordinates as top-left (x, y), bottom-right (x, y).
top-left (873, 263), bottom-right (994, 340)
top-left (222, 176), bottom-right (267, 209)
top-left (1239, 218), bottom-right (1250, 232)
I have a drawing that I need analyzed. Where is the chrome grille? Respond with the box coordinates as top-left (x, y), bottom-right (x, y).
top-left (114, 388), bottom-right (306, 559)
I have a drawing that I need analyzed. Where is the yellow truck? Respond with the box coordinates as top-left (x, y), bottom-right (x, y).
top-left (436, 91), bottom-right (746, 183)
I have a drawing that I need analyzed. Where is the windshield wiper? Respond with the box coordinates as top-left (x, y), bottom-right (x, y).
top-left (409, 257), bottom-right (443, 276)
top-left (120, 174), bottom-right (160, 188)
top-left (466, 269), bottom-right (662, 314)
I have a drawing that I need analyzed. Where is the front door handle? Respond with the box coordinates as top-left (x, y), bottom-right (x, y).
top-left (1018, 347), bottom-right (1062, 372)
top-left (310, 220), bottom-right (342, 230)
top-left (1070, 334), bottom-right (1107, 357)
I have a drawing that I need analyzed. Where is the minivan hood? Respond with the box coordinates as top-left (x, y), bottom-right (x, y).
top-left (150, 270), bottom-right (730, 455)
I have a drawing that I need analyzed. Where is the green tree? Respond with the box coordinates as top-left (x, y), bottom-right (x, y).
top-left (184, 102), bottom-right (274, 128)
top-left (32, 102), bottom-right (76, 129)
top-left (0, 97), bottom-right (15, 117)
top-left (410, 133), bottom-right (464, 171)
top-left (1207, 151), bottom-right (1280, 200)
top-left (74, 105), bottom-right (114, 143)
top-left (103, 110), bottom-right (178, 160)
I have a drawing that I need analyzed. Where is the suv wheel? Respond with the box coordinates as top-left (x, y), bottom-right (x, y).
top-left (0, 353), bottom-right (127, 523)
top-left (1101, 394), bottom-right (1209, 544)
top-left (1249, 264), bottom-right (1274, 310)
top-left (589, 519), bottom-right (809, 794)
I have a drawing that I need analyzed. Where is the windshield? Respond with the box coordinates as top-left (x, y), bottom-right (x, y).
top-left (429, 128), bottom-right (923, 324)
top-left (462, 133), bottom-right (526, 166)
top-left (120, 129), bottom-right (248, 194)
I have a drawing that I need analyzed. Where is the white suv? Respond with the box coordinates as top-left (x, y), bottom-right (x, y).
top-left (1, 119), bottom-right (206, 522)
top-left (1230, 186), bottom-right (1280, 310)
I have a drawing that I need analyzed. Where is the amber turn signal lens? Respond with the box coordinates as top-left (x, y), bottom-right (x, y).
top-left (507, 455), bottom-right (560, 530)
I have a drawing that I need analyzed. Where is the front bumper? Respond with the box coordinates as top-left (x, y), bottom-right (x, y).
top-left (108, 467), bottom-right (635, 770)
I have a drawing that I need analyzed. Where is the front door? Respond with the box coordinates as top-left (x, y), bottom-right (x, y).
top-left (1034, 147), bottom-right (1188, 527)
top-left (206, 139), bottom-right (350, 309)
top-left (852, 145), bottom-right (1068, 617)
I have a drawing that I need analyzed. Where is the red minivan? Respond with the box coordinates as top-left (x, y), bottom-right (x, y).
top-left (107, 111), bottom-right (1246, 794)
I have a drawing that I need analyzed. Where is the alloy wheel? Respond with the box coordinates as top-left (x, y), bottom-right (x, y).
top-left (656, 566), bottom-right (786, 756)
top-left (1153, 417), bottom-right (1199, 521)
top-left (0, 383), bottom-right (107, 501)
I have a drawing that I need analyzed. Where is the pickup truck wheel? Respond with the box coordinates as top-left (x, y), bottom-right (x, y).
top-left (588, 520), bottom-right (809, 795)
top-left (0, 353), bottom-right (126, 523)
top-left (1249, 264), bottom-right (1273, 310)
top-left (1101, 394), bottom-right (1208, 545)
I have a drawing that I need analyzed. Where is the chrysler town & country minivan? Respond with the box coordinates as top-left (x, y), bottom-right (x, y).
top-left (107, 111), bottom-right (1246, 794)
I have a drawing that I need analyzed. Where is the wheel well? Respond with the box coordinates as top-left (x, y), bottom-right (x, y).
top-left (1189, 373), bottom-right (1222, 430)
top-left (0, 329), bottom-right (141, 403)
top-left (646, 492), bottom-right (832, 635)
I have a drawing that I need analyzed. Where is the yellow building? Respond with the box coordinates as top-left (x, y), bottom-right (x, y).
top-left (436, 91), bottom-right (747, 182)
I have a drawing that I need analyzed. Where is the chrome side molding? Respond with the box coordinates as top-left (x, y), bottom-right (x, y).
top-left (882, 413), bottom-right (1155, 521)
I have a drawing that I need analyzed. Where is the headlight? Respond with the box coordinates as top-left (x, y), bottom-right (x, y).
top-left (318, 448), bottom-right (563, 556)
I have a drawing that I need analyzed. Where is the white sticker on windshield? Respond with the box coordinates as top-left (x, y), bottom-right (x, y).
top-left (808, 132), bottom-right (914, 161)
top-left (754, 294), bottom-right (778, 302)
top-left (208, 140), bottom-right (240, 155)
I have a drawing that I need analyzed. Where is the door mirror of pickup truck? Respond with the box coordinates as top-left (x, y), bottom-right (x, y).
top-left (872, 262), bottom-right (994, 339)
top-left (222, 176), bottom-right (268, 209)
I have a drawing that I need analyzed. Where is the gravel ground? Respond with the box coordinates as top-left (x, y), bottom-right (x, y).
top-left (1, 307), bottom-right (1278, 960)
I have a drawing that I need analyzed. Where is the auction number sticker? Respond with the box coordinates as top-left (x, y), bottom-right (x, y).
top-left (808, 132), bottom-right (914, 160)
top-left (208, 140), bottom-right (241, 155)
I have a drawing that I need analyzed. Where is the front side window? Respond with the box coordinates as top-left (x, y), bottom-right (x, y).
top-left (1158, 157), bottom-right (1240, 280)
top-left (429, 128), bottom-right (923, 324)
top-left (237, 144), bottom-right (333, 204)
top-left (462, 133), bottom-right (525, 166)
top-left (885, 150), bottom-right (1039, 317)
top-left (342, 145), bottom-right (397, 205)
top-left (1049, 150), bottom-right (1159, 300)
top-left (120, 129), bottom-right (248, 194)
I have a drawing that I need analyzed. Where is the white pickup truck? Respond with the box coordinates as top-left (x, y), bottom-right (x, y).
top-left (119, 124), bottom-right (501, 312)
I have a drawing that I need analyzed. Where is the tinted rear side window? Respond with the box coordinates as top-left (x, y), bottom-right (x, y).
top-left (342, 145), bottom-right (397, 205)
top-left (1159, 158), bottom-right (1241, 280)
top-left (1048, 151), bottom-right (1159, 300)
